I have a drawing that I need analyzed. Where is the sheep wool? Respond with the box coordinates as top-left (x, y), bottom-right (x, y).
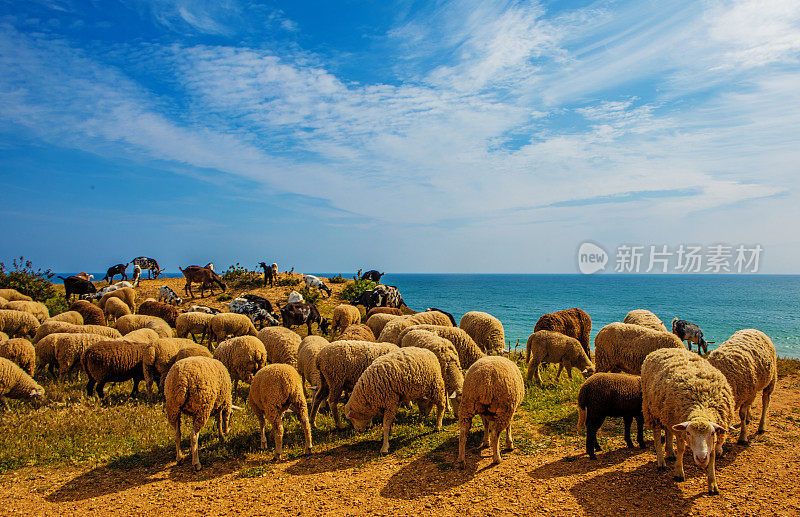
top-left (455, 356), bottom-right (525, 469)
top-left (297, 335), bottom-right (329, 395)
top-left (459, 311), bottom-right (505, 354)
top-left (34, 334), bottom-right (58, 377)
top-left (99, 287), bottom-right (136, 312)
top-left (365, 313), bottom-right (400, 339)
top-left (332, 304), bottom-right (362, 335)
top-left (641, 348), bottom-right (734, 494)
top-left (69, 300), bottom-right (106, 326)
top-left (248, 364), bottom-right (313, 460)
top-left (138, 300), bottom-right (179, 327)
top-left (533, 308), bottom-right (592, 358)
top-left (707, 329), bottom-right (777, 444)
top-left (0, 331), bottom-right (7, 341)
top-left (103, 297), bottom-right (131, 324)
top-left (256, 326), bottom-right (302, 369)
top-left (310, 340), bottom-right (399, 430)
top-left (5, 300), bottom-right (50, 323)
top-left (115, 314), bottom-right (170, 336)
top-left (0, 309), bottom-right (40, 339)
top-left (32, 321), bottom-right (121, 344)
top-left (213, 335), bottom-right (267, 394)
top-left (400, 330), bottom-right (464, 412)
top-left (0, 289), bottom-right (32, 302)
top-left (338, 324), bottom-right (376, 342)
top-left (525, 330), bottom-right (594, 385)
top-left (344, 347), bottom-right (446, 454)
top-left (0, 338), bottom-right (36, 376)
top-left (366, 307), bottom-right (403, 318)
top-left (176, 312), bottom-right (214, 343)
top-left (0, 297), bottom-right (6, 309)
top-left (123, 328), bottom-right (161, 344)
top-left (595, 322), bottom-right (684, 375)
top-left (82, 340), bottom-right (149, 400)
top-left (396, 325), bottom-right (485, 369)
top-left (143, 338), bottom-right (197, 397)
top-left (577, 373), bottom-right (645, 459)
top-left (378, 311), bottom-right (454, 345)
top-left (53, 333), bottom-right (107, 380)
top-left (0, 356), bottom-right (44, 409)
top-left (623, 309), bottom-right (668, 332)
top-left (173, 343), bottom-right (213, 363)
top-left (210, 313), bottom-right (258, 344)
top-left (44, 311), bottom-right (84, 326)
top-left (164, 357), bottom-right (236, 471)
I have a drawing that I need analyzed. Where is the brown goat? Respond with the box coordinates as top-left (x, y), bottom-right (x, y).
top-left (179, 266), bottom-right (227, 299)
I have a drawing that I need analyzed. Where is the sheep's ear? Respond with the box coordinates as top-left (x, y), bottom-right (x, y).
top-left (310, 385), bottom-right (318, 391)
top-left (346, 409), bottom-right (354, 419)
top-left (672, 422), bottom-right (690, 432)
top-left (711, 423), bottom-right (726, 436)
top-left (231, 405), bottom-right (243, 412)
top-left (449, 391), bottom-right (458, 399)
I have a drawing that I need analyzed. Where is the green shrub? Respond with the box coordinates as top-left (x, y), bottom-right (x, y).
top-left (275, 276), bottom-right (300, 287)
top-left (217, 293), bottom-right (233, 302)
top-left (44, 296), bottom-right (69, 317)
top-left (298, 286), bottom-right (321, 305)
top-left (221, 263), bottom-right (262, 290)
top-left (328, 274), bottom-right (347, 284)
top-left (0, 257), bottom-right (59, 302)
top-left (340, 279), bottom-right (377, 302)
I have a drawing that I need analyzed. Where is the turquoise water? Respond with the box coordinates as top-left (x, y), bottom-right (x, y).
top-left (56, 273), bottom-right (800, 358)
top-left (377, 274), bottom-right (800, 359)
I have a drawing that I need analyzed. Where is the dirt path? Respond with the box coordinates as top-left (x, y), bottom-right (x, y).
top-left (3, 374), bottom-right (799, 516)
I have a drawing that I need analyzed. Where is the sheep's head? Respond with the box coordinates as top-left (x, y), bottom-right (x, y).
top-left (449, 390), bottom-right (462, 417)
top-left (29, 386), bottom-right (45, 401)
top-left (344, 403), bottom-right (372, 432)
top-left (672, 419), bottom-right (726, 468)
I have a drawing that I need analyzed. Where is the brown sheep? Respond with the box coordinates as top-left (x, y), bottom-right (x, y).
top-left (69, 300), bottom-right (106, 326)
top-left (98, 287), bottom-right (136, 312)
top-left (138, 300), bottom-right (179, 327)
top-left (338, 324), bottom-right (376, 342)
top-left (533, 308), bottom-right (592, 358)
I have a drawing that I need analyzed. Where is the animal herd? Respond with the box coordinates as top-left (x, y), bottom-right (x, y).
top-left (0, 270), bottom-right (781, 495)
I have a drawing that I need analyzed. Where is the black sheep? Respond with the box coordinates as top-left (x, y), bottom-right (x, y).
top-left (577, 373), bottom-right (646, 459)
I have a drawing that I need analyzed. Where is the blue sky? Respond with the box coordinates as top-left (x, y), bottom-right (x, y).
top-left (1, 0), bottom-right (799, 274)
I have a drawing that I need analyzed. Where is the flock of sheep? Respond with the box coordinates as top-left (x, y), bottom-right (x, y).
top-left (0, 278), bottom-right (779, 495)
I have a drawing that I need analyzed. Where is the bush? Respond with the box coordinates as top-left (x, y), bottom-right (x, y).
top-left (221, 263), bottom-right (262, 290)
top-left (44, 296), bottom-right (69, 317)
top-left (275, 276), bottom-right (300, 287)
top-left (340, 279), bottom-right (377, 303)
top-left (298, 286), bottom-right (321, 306)
top-left (328, 274), bottom-right (347, 284)
top-left (217, 293), bottom-right (233, 302)
top-left (0, 257), bottom-right (59, 302)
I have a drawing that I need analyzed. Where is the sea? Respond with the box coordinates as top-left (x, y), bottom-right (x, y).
top-left (54, 273), bottom-right (800, 358)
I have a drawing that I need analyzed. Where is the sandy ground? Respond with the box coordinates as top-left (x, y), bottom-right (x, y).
top-left (2, 371), bottom-right (798, 516)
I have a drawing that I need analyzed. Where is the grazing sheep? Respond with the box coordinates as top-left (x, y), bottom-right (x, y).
top-left (123, 328), bottom-right (161, 344)
top-left (396, 325), bottom-right (485, 369)
top-left (34, 334), bottom-right (58, 377)
top-left (577, 373), bottom-right (645, 459)
top-left (459, 311), bottom-right (505, 354)
top-left (104, 296), bottom-right (131, 324)
top-left (44, 311), bottom-right (84, 326)
top-left (454, 356), bottom-right (525, 468)
top-left (0, 309), bottom-right (40, 338)
top-left (115, 314), bottom-right (170, 336)
top-left (310, 341), bottom-right (399, 429)
top-left (32, 321), bottom-right (121, 344)
top-left (525, 330), bottom-right (594, 385)
top-left (595, 322), bottom-right (684, 375)
top-left (0, 338), bottom-right (36, 376)
top-left (0, 289), bottom-right (32, 302)
top-left (99, 287), bottom-right (136, 312)
top-left (338, 324), bottom-right (376, 342)
top-left (164, 357), bottom-right (240, 472)
top-left (176, 312), bottom-right (214, 343)
top-left (297, 335), bottom-right (329, 396)
top-left (69, 300), bottom-right (106, 326)
top-left (0, 357), bottom-right (44, 410)
top-left (623, 309), bottom-right (668, 332)
top-left (173, 343), bottom-right (213, 363)
top-left (377, 311), bottom-right (453, 344)
top-left (641, 348), bottom-right (734, 495)
top-left (256, 326), bottom-right (302, 369)
top-left (365, 313), bottom-right (400, 338)
top-left (138, 300), bottom-right (179, 327)
top-left (344, 347), bottom-right (446, 455)
top-left (82, 340), bottom-right (149, 400)
top-left (146, 318), bottom-right (173, 338)
top-left (707, 329), bottom-right (777, 444)
top-left (533, 308), bottom-right (592, 358)
top-left (213, 336), bottom-right (268, 394)
top-left (53, 333), bottom-right (107, 380)
top-left (332, 304), bottom-right (362, 335)
top-left (400, 330), bottom-right (464, 412)
top-left (366, 307), bottom-right (403, 320)
top-left (143, 338), bottom-right (196, 397)
top-left (0, 297), bottom-right (7, 309)
top-left (210, 313), bottom-right (258, 345)
top-left (248, 364), bottom-right (313, 460)
top-left (5, 300), bottom-right (50, 323)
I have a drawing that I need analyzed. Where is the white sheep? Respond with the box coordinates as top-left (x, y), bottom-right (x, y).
top-left (176, 312), bottom-right (214, 343)
top-left (595, 322), bottom-right (684, 374)
top-left (210, 313), bottom-right (258, 345)
top-left (256, 326), bottom-right (302, 369)
top-left (32, 320), bottom-right (121, 344)
top-left (4, 300), bottom-right (50, 323)
top-left (707, 329), bottom-right (777, 444)
top-left (248, 364), bottom-right (313, 460)
top-left (453, 356), bottom-right (525, 468)
top-left (297, 335), bottom-right (329, 396)
top-left (365, 313), bottom-right (400, 338)
top-left (344, 347), bottom-right (446, 454)
top-left (0, 356), bottom-right (44, 410)
top-left (525, 330), bottom-right (594, 385)
top-left (459, 311), bottom-right (505, 353)
top-left (332, 304), bottom-right (361, 336)
top-left (114, 314), bottom-right (169, 335)
top-left (0, 338), bottom-right (36, 376)
top-left (641, 347), bottom-right (734, 495)
top-left (103, 296), bottom-right (132, 325)
top-left (164, 357), bottom-right (241, 471)
top-left (123, 328), bottom-right (161, 344)
top-left (623, 309), bottom-right (668, 332)
top-left (44, 311), bottom-right (84, 326)
top-left (399, 330), bottom-right (464, 412)
top-left (0, 289), bottom-right (32, 302)
top-left (143, 337), bottom-right (197, 397)
top-left (396, 324), bottom-right (485, 369)
top-left (377, 311), bottom-right (453, 344)
top-left (0, 309), bottom-right (40, 339)
top-left (213, 335), bottom-right (267, 395)
top-left (53, 333), bottom-right (107, 380)
top-left (338, 324), bottom-right (376, 342)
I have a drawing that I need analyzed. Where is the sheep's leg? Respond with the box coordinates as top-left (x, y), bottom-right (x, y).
top-left (86, 377), bottom-right (96, 398)
top-left (272, 415), bottom-right (284, 460)
top-left (232, 379), bottom-right (239, 398)
top-left (706, 450), bottom-right (719, 495)
top-left (587, 417), bottom-right (603, 459)
top-left (665, 429), bottom-right (675, 460)
top-left (295, 402), bottom-right (313, 455)
top-left (310, 391), bottom-right (323, 430)
top-left (565, 361), bottom-right (573, 379)
top-left (654, 427), bottom-right (666, 470)
top-left (457, 417), bottom-right (472, 469)
top-left (480, 416), bottom-right (490, 448)
top-left (380, 403), bottom-right (398, 454)
top-left (505, 419), bottom-right (514, 451)
top-left (330, 390), bottom-right (346, 429)
top-left (555, 363), bottom-right (564, 380)
top-left (636, 413), bottom-right (646, 448)
top-left (737, 404), bottom-right (751, 444)
top-left (623, 415), bottom-right (634, 448)
top-left (673, 432), bottom-right (686, 481)
top-left (757, 380), bottom-right (775, 434)
top-left (191, 422), bottom-right (202, 472)
top-left (533, 363), bottom-right (544, 386)
top-left (216, 413), bottom-right (226, 443)
top-left (490, 425), bottom-right (501, 464)
top-left (434, 401), bottom-right (445, 431)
